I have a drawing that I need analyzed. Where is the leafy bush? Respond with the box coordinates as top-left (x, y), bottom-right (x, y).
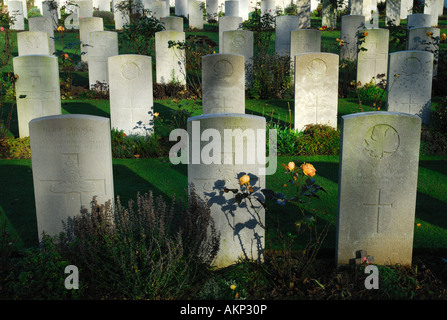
top-left (246, 53), bottom-right (293, 100)
top-left (431, 97), bottom-right (447, 136)
top-left (0, 136), bottom-right (31, 159)
top-left (268, 123), bottom-right (340, 156)
top-left (53, 188), bottom-right (219, 299)
top-left (111, 129), bottom-right (168, 158)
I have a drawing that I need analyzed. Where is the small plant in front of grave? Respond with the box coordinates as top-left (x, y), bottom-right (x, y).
top-left (224, 162), bottom-right (330, 285)
top-left (296, 124), bottom-right (340, 156)
top-left (246, 53), bottom-right (293, 100)
top-left (0, 136), bottom-right (31, 159)
top-left (349, 74), bottom-right (386, 111)
top-left (0, 72), bottom-right (17, 140)
top-left (118, 8), bottom-right (165, 57)
top-left (241, 6), bottom-right (276, 56)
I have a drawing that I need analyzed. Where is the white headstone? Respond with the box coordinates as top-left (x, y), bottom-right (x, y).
top-left (206, 0), bottom-right (219, 21)
top-left (175, 0), bottom-right (188, 16)
top-left (406, 13), bottom-right (432, 29)
top-left (113, 0), bottom-right (130, 29)
top-left (296, 0), bottom-right (311, 28)
top-left (386, 50), bottom-right (433, 124)
top-left (161, 16), bottom-right (184, 31)
top-left (406, 26), bottom-right (440, 77)
top-left (109, 54), bottom-right (154, 136)
top-left (202, 53), bottom-right (245, 114)
top-left (225, 0), bottom-right (240, 16)
top-left (356, 28), bottom-right (389, 86)
top-left (189, 0), bottom-right (204, 29)
top-left (290, 29), bottom-right (321, 63)
top-left (78, 0), bottom-right (94, 18)
top-left (385, 0), bottom-right (401, 26)
top-left (294, 52), bottom-right (339, 131)
top-left (79, 17), bottom-right (104, 62)
top-left (218, 16), bottom-right (242, 53)
top-left (322, 0), bottom-right (337, 28)
top-left (7, 1), bottom-right (25, 30)
top-left (423, 0), bottom-right (439, 26)
top-left (340, 14), bottom-right (365, 61)
top-left (275, 15), bottom-right (299, 56)
top-left (155, 31), bottom-right (186, 85)
top-left (28, 17), bottom-right (56, 55)
top-left (187, 113), bottom-right (266, 268)
top-left (222, 30), bottom-right (253, 67)
top-left (88, 31), bottom-right (119, 89)
top-left (17, 31), bottom-right (51, 56)
top-left (13, 55), bottom-right (62, 138)
top-left (29, 114), bottom-right (114, 239)
top-left (336, 111), bottom-right (422, 266)
top-left (41, 0), bottom-right (59, 29)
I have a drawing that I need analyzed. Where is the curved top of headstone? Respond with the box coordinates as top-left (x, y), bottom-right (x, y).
top-left (342, 111), bottom-right (422, 121)
top-left (29, 113), bottom-right (110, 125)
top-left (188, 113), bottom-right (266, 123)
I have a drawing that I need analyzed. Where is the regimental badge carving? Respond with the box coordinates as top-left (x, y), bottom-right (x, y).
top-left (307, 58), bottom-right (327, 79)
top-left (213, 59), bottom-right (234, 80)
top-left (121, 62), bottom-right (140, 80)
top-left (363, 124), bottom-right (400, 159)
top-left (402, 57), bottom-right (422, 77)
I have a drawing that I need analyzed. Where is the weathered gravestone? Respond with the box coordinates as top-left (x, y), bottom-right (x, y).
top-left (275, 15), bottom-right (300, 56)
top-left (322, 0), bottom-right (337, 28)
top-left (406, 26), bottom-right (440, 77)
top-left (363, 0), bottom-right (379, 28)
top-left (7, 1), bottom-right (25, 30)
top-left (108, 54), bottom-right (154, 136)
top-left (29, 114), bottom-right (114, 240)
top-left (202, 53), bottom-right (245, 114)
top-left (290, 29), bottom-right (321, 66)
top-left (79, 17), bottom-right (104, 62)
top-left (17, 31), bottom-right (51, 56)
top-left (206, 0), bottom-right (219, 21)
top-left (423, 0), bottom-right (440, 26)
top-left (296, 0), bottom-right (311, 28)
top-left (294, 52), bottom-right (338, 131)
top-left (356, 28), bottom-right (389, 86)
top-left (222, 30), bottom-right (253, 67)
top-left (155, 30), bottom-right (186, 85)
top-left (340, 14), bottom-right (365, 61)
top-left (13, 55), bottom-right (62, 138)
top-left (175, 0), bottom-right (188, 16)
top-left (189, 0), bottom-right (204, 29)
top-left (385, 0), bottom-right (401, 26)
top-left (218, 16), bottom-right (243, 53)
top-left (407, 13), bottom-right (432, 29)
top-left (160, 16), bottom-right (184, 32)
top-left (187, 113), bottom-right (266, 268)
top-left (225, 0), bottom-right (240, 16)
top-left (336, 111), bottom-right (421, 266)
top-left (88, 31), bottom-right (118, 90)
top-left (386, 50), bottom-right (433, 124)
top-left (113, 0), bottom-right (129, 29)
top-left (42, 0), bottom-right (59, 29)
top-left (28, 17), bottom-right (55, 54)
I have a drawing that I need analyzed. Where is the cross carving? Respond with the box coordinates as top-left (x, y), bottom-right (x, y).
top-left (363, 189), bottom-right (393, 233)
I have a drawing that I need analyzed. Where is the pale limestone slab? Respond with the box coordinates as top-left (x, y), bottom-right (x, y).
top-left (17, 31), bottom-right (51, 56)
top-left (108, 54), bottom-right (154, 135)
top-left (13, 55), bottom-right (62, 138)
top-left (294, 52), bottom-right (338, 131)
top-left (202, 53), bottom-right (245, 114)
top-left (187, 113), bottom-right (266, 268)
top-left (155, 31), bottom-right (186, 85)
top-left (386, 50), bottom-right (433, 124)
top-left (336, 111), bottom-right (421, 266)
top-left (29, 114), bottom-right (114, 240)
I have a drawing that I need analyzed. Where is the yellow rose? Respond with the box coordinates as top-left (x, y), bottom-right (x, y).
top-left (239, 175), bottom-right (250, 185)
top-left (230, 284), bottom-right (236, 290)
top-left (287, 161), bottom-right (295, 171)
top-left (300, 163), bottom-right (316, 177)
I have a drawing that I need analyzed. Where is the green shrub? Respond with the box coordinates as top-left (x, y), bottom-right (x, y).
top-left (2, 235), bottom-right (82, 299)
top-left (246, 53), bottom-right (293, 100)
top-left (431, 97), bottom-right (447, 136)
top-left (0, 136), bottom-right (31, 159)
top-left (54, 189), bottom-right (219, 299)
top-left (268, 123), bottom-right (340, 156)
top-left (111, 129), bottom-right (168, 158)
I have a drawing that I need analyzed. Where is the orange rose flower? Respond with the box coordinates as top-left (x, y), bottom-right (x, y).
top-left (300, 163), bottom-right (316, 177)
top-left (239, 174), bottom-right (250, 185)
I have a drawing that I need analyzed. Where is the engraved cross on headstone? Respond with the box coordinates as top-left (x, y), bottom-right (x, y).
top-left (363, 189), bottom-right (393, 233)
